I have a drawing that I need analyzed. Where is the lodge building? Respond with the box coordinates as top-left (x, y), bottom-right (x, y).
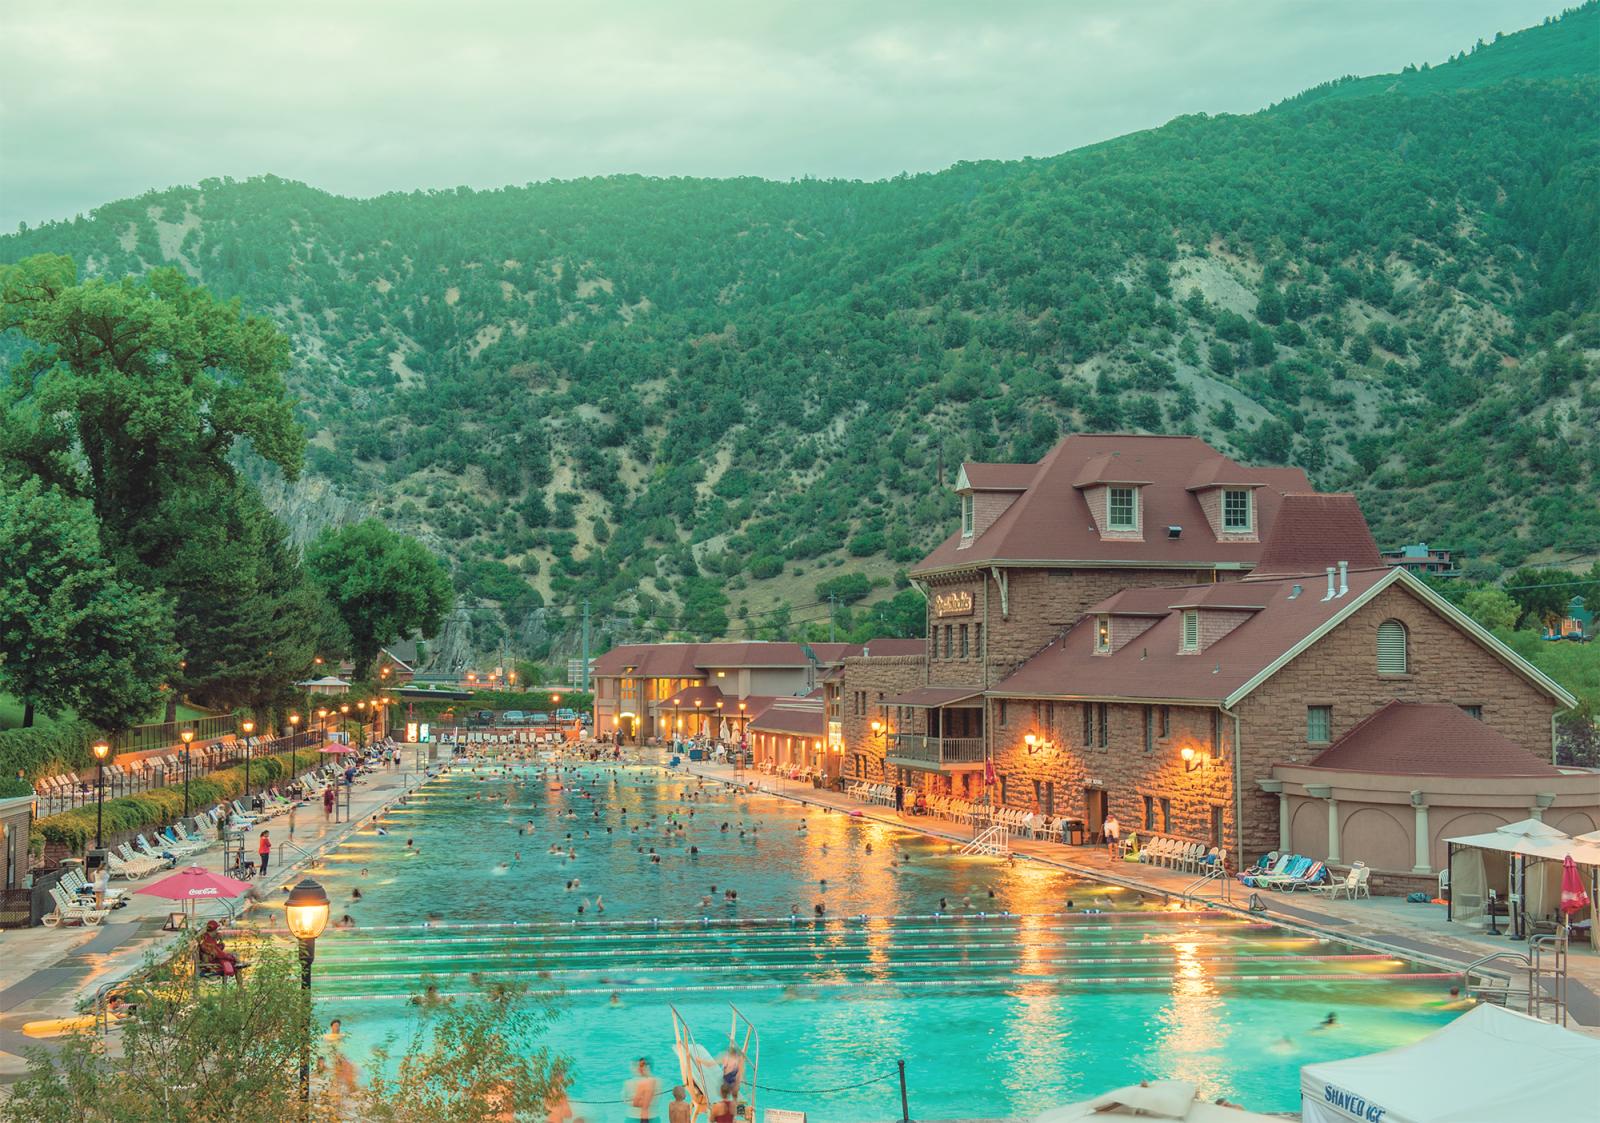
top-left (839, 435), bottom-right (1581, 883)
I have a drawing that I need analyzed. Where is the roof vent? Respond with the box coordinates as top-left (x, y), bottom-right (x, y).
top-left (1321, 566), bottom-right (1336, 602)
top-left (1288, 584), bottom-right (1302, 600)
top-left (1337, 560), bottom-right (1349, 598)
top-left (1167, 525), bottom-right (1182, 539)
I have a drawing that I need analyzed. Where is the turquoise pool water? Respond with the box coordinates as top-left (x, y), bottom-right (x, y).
top-left (295, 763), bottom-right (1463, 1120)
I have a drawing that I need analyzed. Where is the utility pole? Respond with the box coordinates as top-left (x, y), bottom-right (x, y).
top-left (581, 599), bottom-right (591, 691)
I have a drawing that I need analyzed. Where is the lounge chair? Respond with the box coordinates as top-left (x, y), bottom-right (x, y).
top-left (1241, 853), bottom-right (1296, 888)
top-left (44, 885), bottom-right (110, 927)
top-left (60, 868), bottom-right (130, 903)
top-left (106, 851), bottom-right (157, 880)
top-left (1278, 860), bottom-right (1328, 891)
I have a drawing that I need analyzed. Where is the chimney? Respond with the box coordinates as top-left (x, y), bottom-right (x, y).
top-left (1338, 560), bottom-right (1349, 598)
top-left (1322, 566), bottom-right (1336, 602)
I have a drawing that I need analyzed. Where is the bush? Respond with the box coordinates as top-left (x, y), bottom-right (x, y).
top-left (0, 720), bottom-right (100, 781)
top-left (35, 750), bottom-right (305, 855)
top-left (0, 776), bottom-right (34, 798)
top-left (814, 572), bottom-right (871, 604)
top-left (748, 554), bottom-right (783, 579)
top-left (847, 531), bottom-right (886, 557)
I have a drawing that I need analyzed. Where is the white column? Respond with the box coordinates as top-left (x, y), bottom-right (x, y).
top-left (1326, 797), bottom-right (1340, 864)
top-left (1412, 799), bottom-right (1431, 873)
top-left (1257, 779), bottom-right (1289, 854)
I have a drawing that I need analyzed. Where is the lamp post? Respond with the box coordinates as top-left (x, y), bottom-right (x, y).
top-left (288, 713), bottom-right (301, 779)
top-left (284, 878), bottom-right (331, 1105)
top-left (179, 728), bottom-right (196, 817)
top-left (241, 719), bottom-right (255, 796)
top-left (91, 741), bottom-right (110, 850)
top-left (356, 701), bottom-right (367, 749)
top-left (316, 707), bottom-right (329, 739)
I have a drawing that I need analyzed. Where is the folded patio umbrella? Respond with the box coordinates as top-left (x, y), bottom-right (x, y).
top-left (1559, 854), bottom-right (1590, 915)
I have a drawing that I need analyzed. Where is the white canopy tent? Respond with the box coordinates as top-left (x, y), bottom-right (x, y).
top-left (1302, 1005), bottom-right (1599, 1123)
top-left (1444, 818), bottom-right (1598, 946)
top-left (1033, 1079), bottom-right (1282, 1123)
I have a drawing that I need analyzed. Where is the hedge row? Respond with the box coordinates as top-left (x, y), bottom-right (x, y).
top-left (34, 751), bottom-right (309, 855)
top-left (0, 719), bottom-right (101, 781)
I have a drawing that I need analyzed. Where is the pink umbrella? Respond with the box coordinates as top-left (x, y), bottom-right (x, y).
top-left (133, 865), bottom-right (252, 900)
top-left (319, 742), bottom-right (354, 755)
top-left (1560, 855), bottom-right (1590, 915)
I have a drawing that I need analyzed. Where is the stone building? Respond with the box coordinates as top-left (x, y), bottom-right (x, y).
top-left (839, 434), bottom-right (1579, 879)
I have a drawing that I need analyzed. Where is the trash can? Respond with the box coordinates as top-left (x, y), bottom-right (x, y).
top-left (1065, 820), bottom-right (1085, 846)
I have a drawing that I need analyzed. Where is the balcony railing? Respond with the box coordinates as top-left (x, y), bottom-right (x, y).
top-left (887, 734), bottom-right (986, 768)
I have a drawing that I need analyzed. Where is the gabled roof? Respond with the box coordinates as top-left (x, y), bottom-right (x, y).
top-left (990, 566), bottom-right (1579, 710)
top-left (663, 684), bottom-right (726, 711)
top-left (1307, 702), bottom-right (1559, 777)
top-left (958, 462), bottom-right (1034, 491)
top-left (1247, 493), bottom-right (1383, 579)
top-left (914, 435), bottom-right (1313, 576)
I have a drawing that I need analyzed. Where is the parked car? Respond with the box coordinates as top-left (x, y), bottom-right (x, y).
top-left (500, 710), bottom-right (526, 725)
top-left (529, 712), bottom-right (551, 725)
top-left (467, 709), bottom-right (495, 726)
top-left (555, 708), bottom-right (577, 722)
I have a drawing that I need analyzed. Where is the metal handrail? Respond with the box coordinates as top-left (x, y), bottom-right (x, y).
top-left (1180, 862), bottom-right (1233, 904)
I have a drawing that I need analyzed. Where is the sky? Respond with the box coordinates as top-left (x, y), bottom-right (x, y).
top-left (0, 0), bottom-right (1576, 230)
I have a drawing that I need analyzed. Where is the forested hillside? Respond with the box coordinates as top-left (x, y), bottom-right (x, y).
top-left (4, 3), bottom-right (1597, 653)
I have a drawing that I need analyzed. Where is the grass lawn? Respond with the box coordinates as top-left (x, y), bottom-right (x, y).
top-left (0, 694), bottom-right (218, 732)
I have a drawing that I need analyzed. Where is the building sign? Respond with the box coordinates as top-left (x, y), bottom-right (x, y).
top-left (934, 590), bottom-right (974, 617)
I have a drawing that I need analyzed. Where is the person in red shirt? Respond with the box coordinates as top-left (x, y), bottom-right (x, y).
top-left (324, 783), bottom-right (336, 819)
top-left (257, 830), bottom-right (272, 877)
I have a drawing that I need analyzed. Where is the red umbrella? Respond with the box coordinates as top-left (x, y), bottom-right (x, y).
top-left (319, 742), bottom-right (354, 755)
top-left (1559, 855), bottom-right (1590, 915)
top-left (132, 865), bottom-right (253, 901)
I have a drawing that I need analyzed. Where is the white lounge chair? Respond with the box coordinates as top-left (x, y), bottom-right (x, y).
top-left (44, 884), bottom-right (110, 927)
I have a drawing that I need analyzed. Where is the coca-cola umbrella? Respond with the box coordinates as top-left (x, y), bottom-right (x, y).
top-left (1560, 854), bottom-right (1591, 921)
top-left (133, 865), bottom-right (253, 927)
top-left (319, 742), bottom-right (355, 755)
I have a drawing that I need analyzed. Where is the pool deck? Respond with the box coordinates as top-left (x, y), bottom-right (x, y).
top-left (0, 764), bottom-right (427, 1080)
top-left (686, 761), bottom-right (1600, 1033)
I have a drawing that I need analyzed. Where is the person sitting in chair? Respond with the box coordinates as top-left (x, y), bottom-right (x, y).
top-left (198, 920), bottom-right (247, 986)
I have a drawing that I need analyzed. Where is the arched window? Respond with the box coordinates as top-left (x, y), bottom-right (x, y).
top-left (1377, 620), bottom-right (1409, 674)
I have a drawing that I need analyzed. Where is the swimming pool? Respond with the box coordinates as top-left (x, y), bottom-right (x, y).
top-left (293, 763), bottom-right (1463, 1119)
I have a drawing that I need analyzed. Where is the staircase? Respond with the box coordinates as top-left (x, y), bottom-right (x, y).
top-left (960, 824), bottom-right (1009, 857)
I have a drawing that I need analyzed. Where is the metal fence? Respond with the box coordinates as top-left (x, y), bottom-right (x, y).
top-left (113, 714), bottom-right (237, 754)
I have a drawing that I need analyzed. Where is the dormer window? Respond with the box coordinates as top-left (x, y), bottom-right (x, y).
top-left (1108, 487), bottom-right (1138, 531)
top-left (1180, 610), bottom-right (1199, 653)
top-left (961, 494), bottom-right (975, 537)
top-left (1094, 616), bottom-right (1111, 653)
top-left (1222, 489), bottom-right (1252, 532)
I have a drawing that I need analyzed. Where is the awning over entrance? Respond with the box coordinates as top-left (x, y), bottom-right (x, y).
top-left (882, 686), bottom-right (983, 708)
top-left (664, 684), bottom-right (726, 710)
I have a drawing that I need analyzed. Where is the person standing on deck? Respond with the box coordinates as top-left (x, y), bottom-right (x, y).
top-left (1104, 813), bottom-right (1121, 858)
top-left (258, 830), bottom-right (272, 877)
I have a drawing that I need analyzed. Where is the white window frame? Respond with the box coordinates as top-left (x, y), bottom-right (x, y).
top-left (1222, 488), bottom-right (1252, 532)
top-left (1107, 487), bottom-right (1138, 530)
top-left (1180, 610), bottom-right (1199, 652)
top-left (961, 493), bottom-right (975, 537)
top-left (1094, 615), bottom-right (1111, 654)
top-left (1307, 705), bottom-right (1332, 744)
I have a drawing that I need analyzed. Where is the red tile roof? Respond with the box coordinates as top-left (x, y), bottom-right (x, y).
top-left (961, 462), bottom-right (1035, 490)
top-left (1248, 493), bottom-right (1383, 579)
top-left (662, 685), bottom-right (726, 710)
top-left (883, 686), bottom-right (984, 707)
top-left (1307, 701), bottom-right (1560, 777)
top-left (990, 566), bottom-right (1398, 703)
top-left (914, 435), bottom-right (1313, 575)
top-left (749, 698), bottom-right (827, 737)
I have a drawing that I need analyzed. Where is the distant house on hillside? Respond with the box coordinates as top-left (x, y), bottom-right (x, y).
top-left (1381, 542), bottom-right (1459, 576)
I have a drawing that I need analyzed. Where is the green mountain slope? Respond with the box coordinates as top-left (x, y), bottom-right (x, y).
top-left (4, 5), bottom-right (1597, 648)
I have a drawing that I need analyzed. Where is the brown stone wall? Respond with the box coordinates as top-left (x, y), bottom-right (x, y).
top-left (926, 575), bottom-right (986, 689)
top-left (984, 698), bottom-right (1237, 849)
top-left (1197, 608), bottom-right (1255, 650)
top-left (840, 655), bottom-right (924, 781)
top-left (966, 491), bottom-right (1019, 540)
top-left (1233, 582), bottom-right (1563, 857)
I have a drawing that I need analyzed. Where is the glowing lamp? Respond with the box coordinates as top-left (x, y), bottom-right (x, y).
top-left (289, 714), bottom-right (301, 727)
top-left (339, 703), bottom-right (350, 714)
top-left (92, 741), bottom-right (111, 761)
top-left (241, 720), bottom-right (255, 735)
top-left (870, 720), bottom-right (883, 734)
top-left (284, 879), bottom-right (330, 941)
top-left (1181, 746), bottom-right (1204, 772)
top-left (179, 729), bottom-right (195, 745)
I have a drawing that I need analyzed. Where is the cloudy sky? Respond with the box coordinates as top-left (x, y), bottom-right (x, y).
top-left (0, 0), bottom-right (1573, 230)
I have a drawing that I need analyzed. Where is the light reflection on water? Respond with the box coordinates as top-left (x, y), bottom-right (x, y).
top-left (291, 763), bottom-right (1459, 1120)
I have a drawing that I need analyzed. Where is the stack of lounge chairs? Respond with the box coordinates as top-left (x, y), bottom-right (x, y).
top-left (1239, 851), bottom-right (1330, 891)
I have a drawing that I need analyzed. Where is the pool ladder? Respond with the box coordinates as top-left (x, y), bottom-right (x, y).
top-left (1180, 862), bottom-right (1233, 905)
top-left (960, 824), bottom-right (1010, 857)
top-left (1461, 934), bottom-right (1568, 1025)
